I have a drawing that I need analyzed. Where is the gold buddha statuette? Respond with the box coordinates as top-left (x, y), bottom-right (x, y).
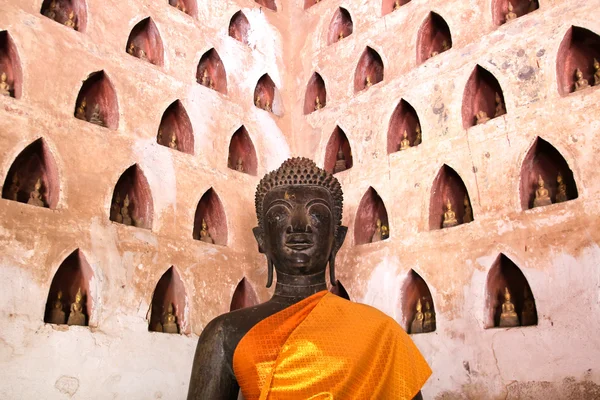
top-left (175, 0), bottom-right (187, 13)
top-left (8, 173), bottom-right (20, 201)
top-left (410, 299), bottom-right (424, 334)
top-left (27, 178), bottom-right (46, 207)
top-left (441, 40), bottom-right (450, 52)
top-left (463, 194), bottom-right (473, 223)
top-left (49, 290), bottom-right (66, 325)
top-left (255, 95), bottom-right (261, 108)
top-left (338, 32), bottom-right (344, 41)
top-left (64, 10), bottom-right (76, 29)
top-left (333, 146), bottom-right (347, 174)
top-left (265, 99), bottom-right (272, 113)
top-left (555, 172), bottom-right (567, 203)
top-left (442, 199), bottom-right (458, 228)
top-left (75, 98), bottom-right (87, 120)
top-left (200, 69), bottom-right (211, 87)
top-left (236, 157), bottom-right (244, 173)
top-left (0, 72), bottom-right (11, 97)
top-left (521, 286), bottom-right (536, 326)
top-left (413, 124), bottom-right (422, 146)
top-left (381, 224), bottom-right (389, 240)
top-left (200, 218), bottom-right (215, 244)
top-left (138, 49), bottom-right (149, 61)
top-left (399, 130), bottom-right (410, 151)
top-left (594, 58), bottom-right (600, 86)
top-left (533, 175), bottom-right (551, 208)
top-left (121, 194), bottom-right (133, 226)
top-left (494, 92), bottom-right (506, 117)
top-left (393, 0), bottom-right (401, 10)
top-left (315, 96), bottom-right (322, 111)
top-left (162, 303), bottom-right (179, 334)
top-left (371, 218), bottom-right (382, 243)
top-left (127, 42), bottom-right (136, 56)
top-left (157, 129), bottom-right (164, 144)
top-left (169, 133), bottom-right (178, 150)
top-left (423, 300), bottom-right (436, 333)
top-left (111, 192), bottom-right (122, 223)
top-left (475, 110), bottom-right (490, 125)
top-left (505, 2), bottom-right (517, 21)
top-left (498, 287), bottom-right (519, 327)
top-left (365, 75), bottom-right (373, 88)
top-left (44, 0), bottom-right (59, 20)
top-left (67, 288), bottom-right (86, 326)
top-left (89, 104), bottom-right (104, 126)
top-left (574, 68), bottom-right (589, 92)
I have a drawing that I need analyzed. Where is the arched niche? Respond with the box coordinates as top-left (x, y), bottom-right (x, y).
top-left (44, 249), bottom-right (94, 326)
top-left (429, 164), bottom-right (473, 230)
top-left (255, 0), bottom-right (277, 11)
top-left (387, 99), bottom-right (422, 154)
top-left (461, 65), bottom-right (506, 129)
top-left (2, 138), bottom-right (59, 209)
top-left (354, 187), bottom-right (389, 245)
top-left (196, 48), bottom-right (227, 94)
top-left (354, 47), bottom-right (384, 93)
top-left (229, 11), bottom-right (250, 45)
top-left (230, 277), bottom-right (259, 311)
top-left (254, 74), bottom-right (282, 115)
top-left (193, 188), bottom-right (228, 246)
top-left (556, 26), bottom-right (600, 97)
top-left (492, 0), bottom-right (539, 26)
top-left (416, 12), bottom-right (452, 64)
top-left (330, 280), bottom-right (350, 300)
top-left (303, 72), bottom-right (326, 114)
top-left (109, 164), bottom-right (153, 229)
top-left (519, 137), bottom-right (578, 210)
top-left (125, 17), bottom-right (164, 66)
top-left (327, 7), bottom-right (353, 45)
top-left (401, 269), bottom-right (435, 334)
top-left (0, 31), bottom-right (23, 99)
top-left (157, 100), bottom-right (194, 154)
top-left (227, 126), bottom-right (258, 176)
top-left (149, 266), bottom-right (188, 334)
top-left (40, 0), bottom-right (87, 32)
top-left (323, 126), bottom-right (353, 174)
top-left (382, 0), bottom-right (411, 17)
top-left (168, 0), bottom-right (197, 18)
top-left (74, 70), bottom-right (119, 130)
top-left (485, 254), bottom-right (537, 329)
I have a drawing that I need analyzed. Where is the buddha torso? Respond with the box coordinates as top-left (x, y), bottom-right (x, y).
top-left (27, 187), bottom-right (45, 208)
top-left (499, 294), bottom-right (519, 328)
top-left (163, 312), bottom-right (179, 334)
top-left (333, 151), bottom-right (347, 174)
top-left (67, 300), bottom-right (85, 326)
top-left (200, 229), bottom-right (214, 244)
top-left (533, 183), bottom-right (552, 207)
top-left (442, 203), bottom-right (458, 228)
top-left (0, 74), bottom-right (10, 96)
top-left (422, 303), bottom-right (435, 333)
top-left (575, 71), bottom-right (589, 91)
top-left (49, 293), bottom-right (66, 325)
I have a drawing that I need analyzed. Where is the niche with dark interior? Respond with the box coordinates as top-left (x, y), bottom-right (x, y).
top-left (254, 74), bottom-right (280, 115)
top-left (109, 164), bottom-right (153, 230)
top-left (2, 138), bottom-right (59, 209)
top-left (401, 270), bottom-right (435, 334)
top-left (157, 100), bottom-right (194, 154)
top-left (327, 8), bottom-right (353, 45)
top-left (229, 11), bottom-right (250, 45)
top-left (125, 17), bottom-right (164, 66)
top-left (74, 70), bottom-right (119, 130)
top-left (230, 277), bottom-right (259, 311)
top-left (44, 249), bottom-right (93, 326)
top-left (382, 0), bottom-right (411, 16)
top-left (227, 126), bottom-right (258, 176)
top-left (387, 99), bottom-right (422, 154)
top-left (304, 72), bottom-right (326, 114)
top-left (255, 0), bottom-right (277, 11)
top-left (168, 0), bottom-right (197, 18)
top-left (461, 65), bottom-right (506, 129)
top-left (330, 280), bottom-right (350, 300)
top-left (416, 12), bottom-right (452, 64)
top-left (519, 137), bottom-right (578, 210)
top-left (354, 47), bottom-right (384, 92)
top-left (485, 254), bottom-right (537, 329)
top-left (196, 48), bottom-right (227, 94)
top-left (149, 266), bottom-right (188, 334)
top-left (429, 164), bottom-right (473, 230)
top-left (492, 0), bottom-right (539, 26)
top-left (0, 31), bottom-right (23, 99)
top-left (323, 126), bottom-right (353, 174)
top-left (556, 26), bottom-right (600, 96)
top-left (40, 0), bottom-right (87, 32)
top-left (354, 187), bottom-right (389, 245)
top-left (193, 188), bottom-right (228, 246)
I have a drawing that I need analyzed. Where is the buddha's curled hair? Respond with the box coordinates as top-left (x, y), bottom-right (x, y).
top-left (255, 157), bottom-right (343, 232)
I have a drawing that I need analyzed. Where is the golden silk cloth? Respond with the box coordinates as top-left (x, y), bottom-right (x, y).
top-left (233, 291), bottom-right (431, 400)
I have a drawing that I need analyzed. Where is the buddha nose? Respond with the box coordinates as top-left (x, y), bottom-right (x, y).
top-left (287, 207), bottom-right (313, 233)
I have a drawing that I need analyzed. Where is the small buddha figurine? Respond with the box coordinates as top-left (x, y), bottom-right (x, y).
top-left (430, 50), bottom-right (439, 58)
top-left (475, 110), bottom-right (490, 125)
top-left (423, 300), bottom-right (436, 333)
top-left (315, 96), bottom-right (322, 111)
top-left (157, 129), bottom-right (164, 144)
top-left (521, 286), bottom-right (536, 326)
top-left (505, 2), bottom-right (517, 21)
top-left (393, 0), bottom-right (401, 11)
top-left (413, 124), bottom-right (422, 146)
top-left (555, 172), bottom-right (567, 203)
top-left (162, 303), bottom-right (179, 334)
top-left (494, 92), bottom-right (506, 117)
top-left (463, 195), bottom-right (473, 223)
top-left (89, 104), bottom-right (104, 126)
top-left (0, 72), bottom-right (11, 96)
top-left (27, 178), bottom-right (46, 207)
top-left (365, 75), bottom-right (373, 88)
top-left (8, 173), bottom-right (20, 201)
top-left (44, 0), bottom-right (59, 20)
top-left (338, 32), bottom-right (344, 41)
top-left (111, 193), bottom-right (122, 223)
top-left (333, 147), bottom-right (347, 174)
top-left (594, 58), bottom-right (600, 86)
top-left (121, 194), bottom-right (133, 226)
top-left (399, 130), bottom-right (410, 151)
top-left (138, 49), bottom-right (149, 61)
top-left (175, 0), bottom-right (187, 13)
top-left (49, 290), bottom-right (66, 325)
top-left (381, 224), bottom-right (389, 240)
top-left (67, 288), bottom-right (86, 326)
top-left (442, 199), bottom-right (458, 228)
top-left (255, 95), bottom-right (261, 108)
top-left (533, 175), bottom-right (552, 208)
top-left (169, 133), bottom-right (178, 150)
top-left (573, 68), bottom-right (589, 92)
top-left (410, 299), bottom-right (424, 334)
top-left (441, 40), bottom-right (450, 52)
top-left (75, 98), bottom-right (87, 120)
top-left (498, 287), bottom-right (519, 327)
top-left (236, 157), bottom-right (244, 173)
top-left (127, 42), bottom-right (136, 55)
top-left (265, 99), bottom-right (272, 113)
top-left (199, 219), bottom-right (214, 244)
top-left (371, 218), bottom-right (382, 243)
top-left (64, 11), bottom-right (76, 29)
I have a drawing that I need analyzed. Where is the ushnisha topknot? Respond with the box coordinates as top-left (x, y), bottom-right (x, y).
top-left (255, 157), bottom-right (343, 232)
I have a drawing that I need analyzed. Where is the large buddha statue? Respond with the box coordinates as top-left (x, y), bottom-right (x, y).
top-left (187, 158), bottom-right (431, 399)
top-left (333, 146), bottom-right (347, 174)
top-left (498, 287), bottom-right (519, 327)
top-left (49, 290), bottom-right (66, 325)
top-left (410, 299), bottom-right (424, 334)
top-left (0, 72), bottom-right (11, 97)
top-left (442, 199), bottom-right (458, 228)
top-left (67, 288), bottom-right (86, 326)
top-left (533, 175), bottom-right (551, 208)
top-left (423, 300), bottom-right (436, 333)
top-left (555, 172), bottom-right (567, 203)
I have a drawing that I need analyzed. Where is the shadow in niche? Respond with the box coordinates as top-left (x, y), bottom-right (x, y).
top-left (149, 266), bottom-right (188, 334)
top-left (387, 99), bottom-right (422, 154)
top-left (197, 48), bottom-right (227, 94)
top-left (157, 100), bottom-right (194, 154)
top-left (74, 70), bottom-right (119, 130)
top-left (168, 0), bottom-right (197, 17)
top-left (227, 126), bottom-right (257, 176)
top-left (323, 126), bottom-right (352, 174)
top-left (193, 188), bottom-right (228, 246)
top-left (382, 0), bottom-right (411, 16)
top-left (109, 164), bottom-right (153, 230)
top-left (0, 31), bottom-right (23, 99)
top-left (354, 47), bottom-right (384, 92)
top-left (255, 0), bottom-right (277, 11)
top-left (40, 0), bottom-right (87, 32)
top-left (416, 12), bottom-right (452, 64)
top-left (2, 138), bottom-right (59, 209)
top-left (556, 26), bottom-right (600, 96)
top-left (229, 11), bottom-right (250, 45)
top-left (125, 17), bottom-right (164, 66)
top-left (401, 269), bottom-right (435, 334)
top-left (304, 72), bottom-right (326, 114)
top-left (461, 65), bottom-right (506, 129)
top-left (429, 165), bottom-right (473, 230)
top-left (327, 7), bottom-right (353, 45)
top-left (492, 0), bottom-right (538, 26)
top-left (230, 277), bottom-right (259, 311)
top-left (330, 280), bottom-right (350, 300)
top-left (354, 187), bottom-right (389, 245)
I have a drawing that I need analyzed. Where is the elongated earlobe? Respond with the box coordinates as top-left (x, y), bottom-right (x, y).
top-left (266, 257), bottom-right (274, 288)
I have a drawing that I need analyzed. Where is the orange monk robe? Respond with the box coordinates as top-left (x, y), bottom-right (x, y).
top-left (234, 291), bottom-right (431, 400)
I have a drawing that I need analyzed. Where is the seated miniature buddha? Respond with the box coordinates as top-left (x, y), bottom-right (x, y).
top-left (475, 110), bottom-right (490, 125)
top-left (64, 10), bottom-right (76, 29)
top-left (89, 104), bottom-right (104, 126)
top-left (594, 58), bottom-right (600, 86)
top-left (442, 199), bottom-right (458, 228)
top-left (410, 299), bottom-right (424, 334)
top-left (314, 96), bottom-right (322, 111)
top-left (498, 287), bottom-right (519, 327)
top-left (533, 175), bottom-right (552, 208)
top-left (371, 218), bottom-right (383, 243)
top-left (399, 130), bottom-right (411, 151)
top-left (333, 146), bottom-right (347, 174)
top-left (393, 0), bottom-right (401, 11)
top-left (463, 194), bottom-right (473, 223)
top-left (0, 72), bottom-right (11, 97)
top-left (254, 95), bottom-right (261, 108)
top-left (413, 124), bottom-right (422, 146)
top-left (27, 178), bottom-right (46, 208)
top-left (49, 290), bottom-right (66, 325)
top-left (423, 300), bottom-right (436, 333)
top-left (169, 133), bottom-right (178, 150)
top-left (494, 92), bottom-right (506, 117)
top-left (162, 304), bottom-right (179, 334)
top-left (137, 49), bottom-right (149, 61)
top-left (187, 158), bottom-right (431, 399)
top-left (521, 286), bottom-right (536, 326)
top-left (75, 98), bottom-right (87, 120)
top-left (574, 68), bottom-right (589, 92)
top-left (8, 173), bottom-right (20, 201)
top-left (264, 99), bottom-right (272, 112)
top-left (555, 172), bottom-right (567, 203)
top-left (127, 42), bottom-right (136, 56)
top-left (235, 157), bottom-right (244, 173)
top-left (338, 31), bottom-right (344, 40)
top-left (365, 75), bottom-right (373, 88)
top-left (67, 288), bottom-right (86, 326)
top-left (121, 194), bottom-right (133, 226)
top-left (199, 219), bottom-right (215, 244)
top-left (43, 0), bottom-right (59, 20)
top-left (175, 0), bottom-right (187, 13)
top-left (505, 2), bottom-right (517, 21)
top-left (381, 223), bottom-right (389, 240)
top-left (200, 69), bottom-right (212, 88)
top-left (111, 193), bottom-right (122, 223)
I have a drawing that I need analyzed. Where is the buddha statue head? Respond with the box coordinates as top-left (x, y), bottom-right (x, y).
top-left (253, 158), bottom-right (346, 288)
top-left (575, 68), bottom-right (583, 80)
top-left (54, 290), bottom-right (63, 309)
top-left (1, 72), bottom-right (7, 83)
top-left (201, 218), bottom-right (208, 232)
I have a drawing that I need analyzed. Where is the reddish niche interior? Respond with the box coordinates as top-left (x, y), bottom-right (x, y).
top-left (461, 65), bottom-right (506, 129)
top-left (40, 0), bottom-right (87, 32)
top-left (110, 164), bottom-right (153, 230)
top-left (401, 270), bottom-right (435, 334)
top-left (168, 0), bottom-right (197, 17)
top-left (354, 47), bottom-right (384, 93)
top-left (330, 280), bottom-right (350, 300)
top-left (429, 165), bottom-right (473, 230)
top-left (519, 137), bottom-right (578, 210)
top-left (227, 126), bottom-right (258, 176)
top-left (229, 11), bottom-right (250, 45)
top-left (0, 31), bottom-right (23, 99)
top-left (149, 266), bottom-right (188, 334)
top-left (2, 138), bottom-right (59, 209)
top-left (125, 17), bottom-right (164, 66)
top-left (157, 100), bottom-right (194, 154)
top-left (303, 72), bottom-right (326, 114)
top-left (354, 187), bottom-right (389, 245)
top-left (74, 70), bottom-right (119, 130)
top-left (193, 188), bottom-right (228, 246)
top-left (254, 74), bottom-right (278, 114)
top-left (485, 254), bottom-right (537, 328)
top-left (323, 126), bottom-right (353, 174)
top-left (381, 0), bottom-right (411, 16)
top-left (492, 0), bottom-right (539, 26)
top-left (387, 99), bottom-right (422, 154)
top-left (556, 26), bottom-right (600, 97)
top-left (416, 12), bottom-right (452, 64)
top-left (196, 48), bottom-right (227, 95)
top-left (44, 249), bottom-right (93, 326)
top-left (327, 7), bottom-right (353, 45)
top-left (229, 277), bottom-right (259, 311)
top-left (255, 0), bottom-right (277, 11)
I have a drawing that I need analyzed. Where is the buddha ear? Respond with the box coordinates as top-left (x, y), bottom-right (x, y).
top-left (252, 227), bottom-right (265, 253)
top-left (333, 226), bottom-right (348, 255)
